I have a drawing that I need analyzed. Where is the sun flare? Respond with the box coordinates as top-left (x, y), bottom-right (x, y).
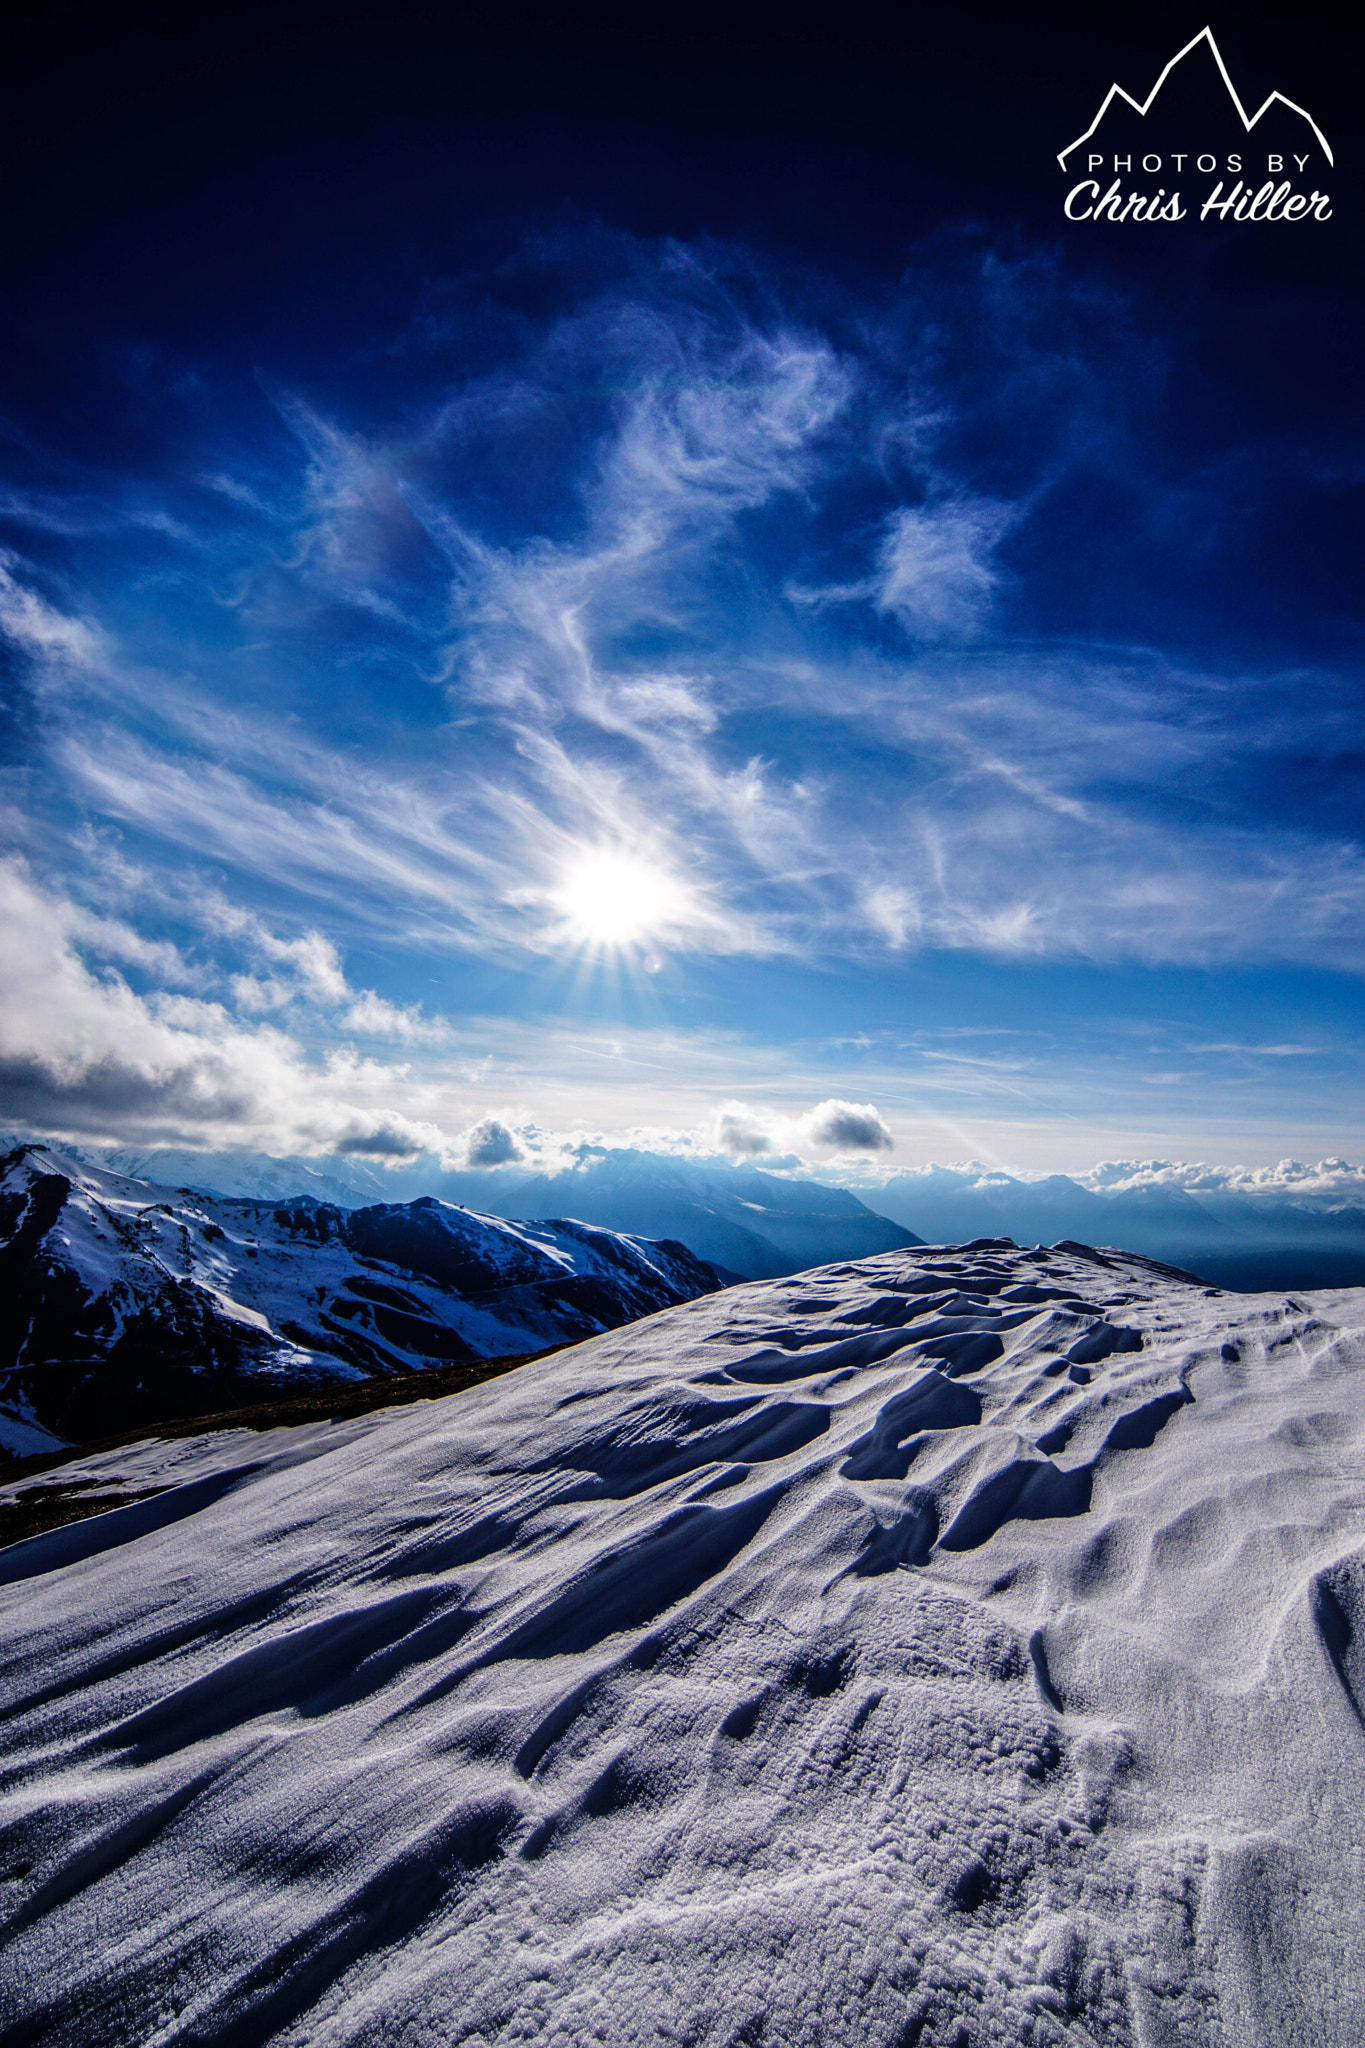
top-left (554, 850), bottom-right (690, 948)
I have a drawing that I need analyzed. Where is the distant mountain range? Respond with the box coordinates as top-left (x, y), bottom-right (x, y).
top-left (0, 1145), bottom-right (723, 1455)
top-left (79, 1143), bottom-right (400, 1208)
top-left (860, 1167), bottom-right (1365, 1291)
top-left (9, 1136), bottom-right (1362, 1302)
top-left (39, 1142), bottom-right (925, 1282)
top-left (473, 1150), bottom-right (923, 1278)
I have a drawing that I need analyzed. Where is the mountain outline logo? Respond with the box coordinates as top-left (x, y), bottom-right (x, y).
top-left (1057, 26), bottom-right (1333, 172)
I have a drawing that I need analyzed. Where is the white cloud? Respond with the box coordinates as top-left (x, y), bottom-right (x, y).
top-left (1079, 1157), bottom-right (1365, 1205)
top-left (340, 992), bottom-right (449, 1042)
top-left (201, 902), bottom-right (348, 1003)
top-left (0, 553), bottom-right (103, 673)
top-left (801, 1099), bottom-right (894, 1153)
top-left (876, 499), bottom-right (1014, 639)
top-left (197, 472), bottom-right (273, 513)
top-left (455, 1116), bottom-right (528, 1168)
top-left (0, 857), bottom-right (452, 1158)
top-left (227, 974), bottom-right (294, 1015)
top-left (69, 910), bottom-right (203, 987)
top-left (860, 885), bottom-right (922, 950)
top-left (714, 1096), bottom-right (894, 1160)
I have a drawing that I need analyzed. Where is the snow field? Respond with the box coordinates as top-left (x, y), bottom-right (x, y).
top-left (2, 1241), bottom-right (1364, 2044)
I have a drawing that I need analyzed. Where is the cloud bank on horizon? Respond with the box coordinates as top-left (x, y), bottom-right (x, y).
top-left (1, 226), bottom-right (1362, 1170)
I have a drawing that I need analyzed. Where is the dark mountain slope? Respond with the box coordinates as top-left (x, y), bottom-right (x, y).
top-left (0, 1145), bottom-right (723, 1451)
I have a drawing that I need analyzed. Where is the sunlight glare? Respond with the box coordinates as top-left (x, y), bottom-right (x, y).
top-left (555, 850), bottom-right (690, 948)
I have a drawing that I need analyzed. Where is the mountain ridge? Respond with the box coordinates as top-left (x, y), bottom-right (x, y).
top-left (6, 1137), bottom-right (924, 1282)
top-left (859, 1163), bottom-right (1365, 1289)
top-left (4, 1239), bottom-right (1363, 2041)
top-left (0, 1143), bottom-right (724, 1454)
top-left (11, 1134), bottom-right (1364, 1290)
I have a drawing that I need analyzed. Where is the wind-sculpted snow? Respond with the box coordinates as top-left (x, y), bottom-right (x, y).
top-left (2, 1241), bottom-right (1365, 2043)
top-left (0, 1144), bottom-right (722, 1448)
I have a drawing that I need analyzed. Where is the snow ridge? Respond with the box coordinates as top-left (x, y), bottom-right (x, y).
top-left (2, 1239), bottom-right (1364, 2042)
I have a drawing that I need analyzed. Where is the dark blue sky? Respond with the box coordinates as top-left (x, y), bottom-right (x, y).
top-left (1, 5), bottom-right (1361, 1176)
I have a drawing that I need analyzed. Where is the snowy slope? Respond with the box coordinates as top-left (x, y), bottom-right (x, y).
top-left (42, 1139), bottom-right (927, 1279)
top-left (0, 1145), bottom-right (722, 1450)
top-left (2, 1239), bottom-right (1363, 2043)
top-left (490, 1149), bottom-right (924, 1278)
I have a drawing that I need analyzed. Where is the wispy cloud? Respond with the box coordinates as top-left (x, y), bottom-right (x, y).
top-left (0, 231), bottom-right (1362, 1165)
top-left (28, 575), bottom-right (1365, 976)
top-left (0, 552), bottom-right (103, 673)
top-left (876, 498), bottom-right (1014, 638)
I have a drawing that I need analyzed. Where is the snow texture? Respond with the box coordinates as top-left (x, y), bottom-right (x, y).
top-left (2, 1239), bottom-right (1365, 2044)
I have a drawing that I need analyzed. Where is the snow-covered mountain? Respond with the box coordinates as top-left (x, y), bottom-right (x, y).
top-left (0, 1144), bottom-right (723, 1454)
top-left (18, 1131), bottom-right (1365, 1288)
top-left (863, 1165), bottom-right (1365, 1290)
top-left (2, 1239), bottom-right (1363, 2042)
top-left (866, 1169), bottom-right (1228, 1264)
top-left (92, 1143), bottom-right (399, 1207)
top-left (21, 1140), bottom-right (924, 1280)
top-left (438, 1149), bottom-right (924, 1278)
top-left (0, 1134), bottom-right (399, 1207)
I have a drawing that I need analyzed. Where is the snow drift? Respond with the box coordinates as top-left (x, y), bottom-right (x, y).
top-left (1, 1238), bottom-right (1364, 2043)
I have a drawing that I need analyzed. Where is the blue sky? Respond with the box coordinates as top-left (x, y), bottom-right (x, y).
top-left (1, 9), bottom-right (1361, 1176)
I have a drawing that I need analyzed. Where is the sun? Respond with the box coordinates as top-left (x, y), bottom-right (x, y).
top-left (554, 849), bottom-right (690, 949)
